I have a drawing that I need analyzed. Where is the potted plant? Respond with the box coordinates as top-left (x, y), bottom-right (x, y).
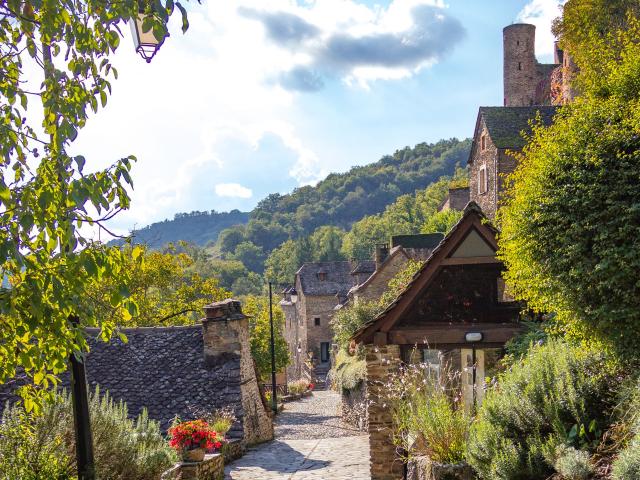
top-left (168, 419), bottom-right (223, 462)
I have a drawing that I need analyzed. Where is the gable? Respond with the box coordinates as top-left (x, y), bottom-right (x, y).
top-left (450, 229), bottom-right (496, 258)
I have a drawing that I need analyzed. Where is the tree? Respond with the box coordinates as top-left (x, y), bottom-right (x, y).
top-left (230, 241), bottom-right (266, 273)
top-left (309, 226), bottom-right (346, 262)
top-left (264, 239), bottom-right (308, 286)
top-left (217, 226), bottom-right (246, 254)
top-left (91, 245), bottom-right (230, 327)
top-left (0, 1), bottom-right (191, 407)
top-left (421, 209), bottom-right (463, 234)
top-left (498, 14), bottom-right (640, 358)
top-left (241, 295), bottom-right (290, 380)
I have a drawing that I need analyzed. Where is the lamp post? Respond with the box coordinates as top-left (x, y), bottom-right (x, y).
top-left (268, 282), bottom-right (278, 414)
top-left (465, 332), bottom-right (483, 412)
top-left (290, 288), bottom-right (301, 378)
top-left (129, 14), bottom-right (167, 63)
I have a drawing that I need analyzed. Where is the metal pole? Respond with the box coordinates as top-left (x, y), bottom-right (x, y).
top-left (268, 282), bottom-right (278, 413)
top-left (69, 316), bottom-right (95, 480)
top-left (471, 346), bottom-right (477, 414)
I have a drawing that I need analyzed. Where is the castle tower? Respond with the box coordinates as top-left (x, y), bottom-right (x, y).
top-left (503, 23), bottom-right (538, 106)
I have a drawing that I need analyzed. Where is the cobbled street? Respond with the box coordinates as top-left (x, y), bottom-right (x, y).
top-left (224, 391), bottom-right (370, 479)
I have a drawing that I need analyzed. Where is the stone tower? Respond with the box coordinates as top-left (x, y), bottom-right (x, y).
top-left (503, 23), bottom-right (538, 106)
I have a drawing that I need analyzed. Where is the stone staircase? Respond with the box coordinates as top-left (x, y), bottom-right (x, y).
top-left (313, 363), bottom-right (331, 391)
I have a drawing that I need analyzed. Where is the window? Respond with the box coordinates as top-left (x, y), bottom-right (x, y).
top-left (480, 134), bottom-right (486, 151)
top-left (314, 317), bottom-right (321, 326)
top-left (478, 164), bottom-right (488, 194)
top-left (317, 272), bottom-right (327, 281)
top-left (422, 349), bottom-right (442, 380)
top-left (518, 61), bottom-right (522, 71)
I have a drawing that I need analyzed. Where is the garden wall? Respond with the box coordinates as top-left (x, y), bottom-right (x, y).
top-left (341, 381), bottom-right (368, 432)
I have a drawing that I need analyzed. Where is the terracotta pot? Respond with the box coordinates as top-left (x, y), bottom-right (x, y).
top-left (183, 447), bottom-right (205, 462)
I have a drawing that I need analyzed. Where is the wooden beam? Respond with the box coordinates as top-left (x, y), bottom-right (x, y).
top-left (440, 256), bottom-right (501, 266)
top-left (388, 323), bottom-right (523, 346)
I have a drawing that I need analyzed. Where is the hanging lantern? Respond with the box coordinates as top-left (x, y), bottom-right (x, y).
top-left (130, 14), bottom-right (168, 63)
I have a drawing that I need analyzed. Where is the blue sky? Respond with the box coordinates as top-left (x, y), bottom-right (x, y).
top-left (69, 0), bottom-right (563, 236)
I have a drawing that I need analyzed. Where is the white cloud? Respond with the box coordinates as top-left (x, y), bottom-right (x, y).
top-left (517, 0), bottom-right (566, 57)
top-left (215, 183), bottom-right (253, 198)
top-left (66, 0), bottom-right (465, 238)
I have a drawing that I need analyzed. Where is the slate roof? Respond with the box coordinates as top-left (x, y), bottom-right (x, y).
top-left (478, 106), bottom-right (559, 150)
top-left (391, 233), bottom-right (444, 250)
top-left (0, 326), bottom-right (244, 437)
top-left (351, 260), bottom-right (376, 275)
top-left (297, 261), bottom-right (356, 296)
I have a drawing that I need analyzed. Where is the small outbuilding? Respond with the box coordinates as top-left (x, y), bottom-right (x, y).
top-left (352, 202), bottom-right (524, 480)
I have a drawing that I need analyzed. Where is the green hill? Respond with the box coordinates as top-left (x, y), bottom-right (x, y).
top-left (118, 137), bottom-right (471, 254)
top-left (112, 210), bottom-right (250, 249)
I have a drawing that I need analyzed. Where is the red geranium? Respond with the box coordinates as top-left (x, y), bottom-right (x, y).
top-left (168, 419), bottom-right (223, 452)
top-left (308, 383), bottom-right (315, 390)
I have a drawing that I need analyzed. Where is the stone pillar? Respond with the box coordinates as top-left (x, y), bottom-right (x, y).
top-left (366, 343), bottom-right (403, 480)
top-left (202, 299), bottom-right (274, 445)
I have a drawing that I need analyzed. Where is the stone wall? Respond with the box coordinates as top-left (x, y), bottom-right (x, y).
top-left (406, 457), bottom-right (474, 480)
top-left (353, 252), bottom-right (408, 304)
top-left (162, 453), bottom-right (224, 480)
top-left (469, 120), bottom-right (499, 220)
top-left (365, 344), bottom-right (403, 480)
top-left (341, 381), bottom-right (368, 432)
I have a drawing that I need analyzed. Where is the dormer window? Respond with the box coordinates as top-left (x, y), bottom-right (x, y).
top-left (317, 272), bottom-right (327, 281)
top-left (478, 164), bottom-right (488, 195)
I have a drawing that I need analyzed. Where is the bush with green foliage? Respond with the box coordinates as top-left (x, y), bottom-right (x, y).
top-left (287, 379), bottom-right (310, 395)
top-left (0, 388), bottom-right (176, 480)
top-left (467, 341), bottom-right (615, 480)
top-left (384, 360), bottom-right (470, 464)
top-left (498, 13), bottom-right (640, 359)
top-left (330, 349), bottom-right (367, 392)
top-left (553, 445), bottom-right (593, 480)
top-left (611, 377), bottom-right (640, 479)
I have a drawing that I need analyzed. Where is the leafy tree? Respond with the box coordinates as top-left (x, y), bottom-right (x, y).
top-left (263, 239), bottom-right (308, 286)
top-left (0, 0), bottom-right (190, 407)
top-left (309, 226), bottom-right (346, 262)
top-left (205, 259), bottom-right (250, 292)
top-left (230, 241), bottom-right (266, 273)
top-left (241, 296), bottom-right (290, 380)
top-left (421, 209), bottom-right (463, 234)
top-left (217, 225), bottom-right (246, 254)
top-left (498, 15), bottom-right (640, 358)
top-left (231, 272), bottom-right (263, 296)
top-left (91, 245), bottom-right (229, 327)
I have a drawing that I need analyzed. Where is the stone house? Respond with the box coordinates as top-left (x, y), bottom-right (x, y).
top-left (469, 105), bottom-right (557, 219)
top-left (352, 203), bottom-right (523, 480)
top-left (280, 261), bottom-right (371, 382)
top-left (346, 233), bottom-right (443, 307)
top-left (0, 299), bottom-right (273, 446)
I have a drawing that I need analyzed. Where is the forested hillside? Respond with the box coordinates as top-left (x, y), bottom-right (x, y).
top-left (217, 138), bottom-right (471, 255)
top-left (116, 138), bottom-right (471, 293)
top-left (113, 210), bottom-right (249, 249)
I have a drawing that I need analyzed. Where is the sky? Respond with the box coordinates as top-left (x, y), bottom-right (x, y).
top-left (67, 0), bottom-right (565, 236)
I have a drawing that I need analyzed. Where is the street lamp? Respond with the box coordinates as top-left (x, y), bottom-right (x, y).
top-left (129, 14), bottom-right (167, 63)
top-left (290, 287), bottom-right (298, 304)
top-left (465, 332), bottom-right (483, 412)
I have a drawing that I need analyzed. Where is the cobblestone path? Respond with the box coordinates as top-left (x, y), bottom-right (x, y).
top-left (224, 390), bottom-right (370, 479)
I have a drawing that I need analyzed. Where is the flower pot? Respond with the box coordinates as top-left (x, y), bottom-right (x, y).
top-left (183, 447), bottom-right (206, 462)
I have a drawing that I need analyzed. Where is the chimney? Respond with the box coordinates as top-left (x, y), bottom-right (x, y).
top-left (375, 243), bottom-right (390, 270)
top-left (202, 298), bottom-right (247, 366)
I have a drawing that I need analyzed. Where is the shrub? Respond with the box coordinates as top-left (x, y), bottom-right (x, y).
top-left (612, 377), bottom-right (640, 479)
top-left (0, 389), bottom-right (176, 480)
top-left (188, 406), bottom-right (236, 438)
top-left (287, 379), bottom-right (310, 395)
top-left (467, 341), bottom-right (615, 480)
top-left (384, 359), bottom-right (470, 464)
top-left (329, 348), bottom-right (366, 392)
top-left (612, 440), bottom-right (640, 480)
top-left (554, 445), bottom-right (593, 480)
